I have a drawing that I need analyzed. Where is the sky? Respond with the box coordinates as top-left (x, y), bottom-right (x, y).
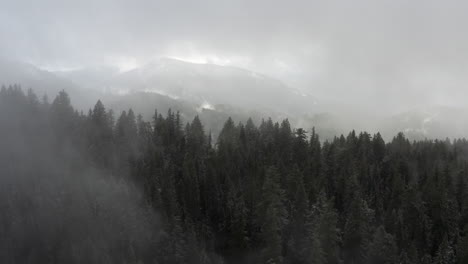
top-left (1, 0), bottom-right (468, 112)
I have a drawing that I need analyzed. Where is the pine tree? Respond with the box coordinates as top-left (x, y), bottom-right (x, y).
top-left (456, 224), bottom-right (468, 264)
top-left (259, 167), bottom-right (286, 264)
top-left (433, 235), bottom-right (455, 264)
top-left (314, 192), bottom-right (341, 264)
top-left (286, 166), bottom-right (309, 263)
top-left (50, 90), bottom-right (75, 141)
top-left (343, 192), bottom-right (374, 263)
top-left (87, 100), bottom-right (114, 168)
top-left (367, 226), bottom-right (398, 264)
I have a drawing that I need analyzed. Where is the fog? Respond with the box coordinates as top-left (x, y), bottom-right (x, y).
top-left (0, 88), bottom-right (163, 263)
top-left (2, 0), bottom-right (468, 114)
top-left (3, 2), bottom-right (468, 263)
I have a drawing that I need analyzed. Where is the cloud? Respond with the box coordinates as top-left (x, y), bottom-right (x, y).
top-left (1, 0), bottom-right (468, 111)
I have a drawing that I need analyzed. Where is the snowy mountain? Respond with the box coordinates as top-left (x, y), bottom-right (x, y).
top-left (104, 57), bottom-right (317, 115)
top-left (106, 91), bottom-right (279, 139)
top-left (2, 57), bottom-right (466, 141)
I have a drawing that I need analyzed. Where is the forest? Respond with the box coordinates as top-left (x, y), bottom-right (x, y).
top-left (0, 85), bottom-right (467, 264)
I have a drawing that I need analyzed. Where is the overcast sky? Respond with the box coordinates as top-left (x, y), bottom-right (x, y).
top-left (1, 0), bottom-right (468, 112)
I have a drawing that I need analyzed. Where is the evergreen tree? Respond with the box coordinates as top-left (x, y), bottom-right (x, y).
top-left (343, 192), bottom-right (374, 263)
top-left (456, 225), bottom-right (468, 264)
top-left (3, 87), bottom-right (468, 264)
top-left (367, 226), bottom-right (398, 264)
top-left (259, 167), bottom-right (286, 264)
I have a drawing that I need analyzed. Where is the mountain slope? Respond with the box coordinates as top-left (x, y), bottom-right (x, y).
top-left (0, 58), bottom-right (96, 109)
top-left (105, 58), bottom-right (317, 115)
top-left (382, 105), bottom-right (468, 140)
top-left (106, 91), bottom-right (286, 139)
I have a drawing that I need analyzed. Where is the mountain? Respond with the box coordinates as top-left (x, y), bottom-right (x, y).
top-left (0, 57), bottom-right (317, 137)
top-left (0, 57), bottom-right (97, 109)
top-left (382, 105), bottom-right (468, 140)
top-left (2, 57), bottom-right (466, 141)
top-left (104, 57), bottom-right (317, 115)
top-left (106, 91), bottom-right (287, 139)
top-left (54, 65), bottom-right (119, 92)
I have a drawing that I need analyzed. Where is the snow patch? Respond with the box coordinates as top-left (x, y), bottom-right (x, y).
top-left (197, 101), bottom-right (215, 112)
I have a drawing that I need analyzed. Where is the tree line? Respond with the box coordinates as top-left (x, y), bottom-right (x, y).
top-left (0, 85), bottom-right (467, 264)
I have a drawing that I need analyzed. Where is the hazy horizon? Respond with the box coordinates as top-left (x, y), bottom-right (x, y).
top-left (2, 0), bottom-right (468, 114)
top-left (2, 2), bottom-right (468, 263)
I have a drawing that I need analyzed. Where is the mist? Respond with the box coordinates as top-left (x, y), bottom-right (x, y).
top-left (1, 1), bottom-right (468, 263)
top-left (2, 0), bottom-right (468, 112)
top-left (0, 87), bottom-right (162, 263)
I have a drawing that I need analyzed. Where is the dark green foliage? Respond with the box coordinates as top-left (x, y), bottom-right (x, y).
top-left (258, 167), bottom-right (286, 264)
top-left (343, 192), bottom-right (374, 263)
top-left (1, 87), bottom-right (468, 264)
top-left (457, 225), bottom-right (468, 264)
top-left (367, 226), bottom-right (398, 264)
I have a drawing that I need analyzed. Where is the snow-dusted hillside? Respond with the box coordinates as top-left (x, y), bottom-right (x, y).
top-left (104, 58), bottom-right (317, 115)
top-left (2, 57), bottom-right (467, 141)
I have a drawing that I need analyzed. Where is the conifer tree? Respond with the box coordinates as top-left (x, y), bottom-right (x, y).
top-left (259, 167), bottom-right (286, 264)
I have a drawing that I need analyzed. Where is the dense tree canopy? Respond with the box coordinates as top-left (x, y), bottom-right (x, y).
top-left (1, 86), bottom-right (468, 263)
